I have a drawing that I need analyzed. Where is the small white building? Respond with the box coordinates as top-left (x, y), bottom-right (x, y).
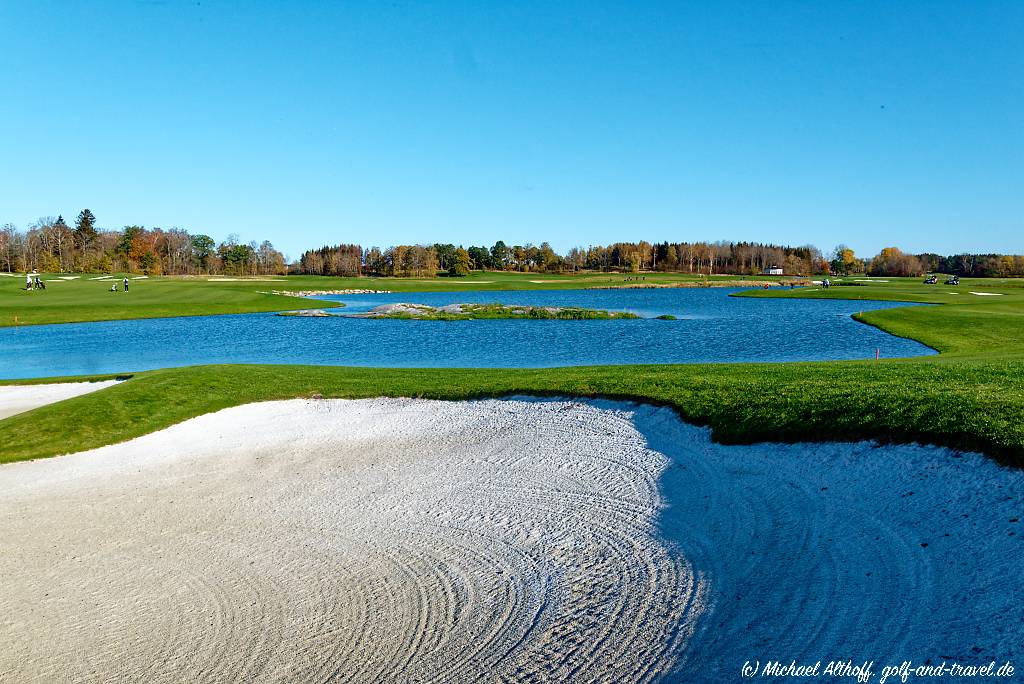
top-left (763, 266), bottom-right (784, 276)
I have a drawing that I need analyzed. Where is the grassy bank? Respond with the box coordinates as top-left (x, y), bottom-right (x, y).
top-left (1, 271), bottom-right (787, 327)
top-left (1, 358), bottom-right (1021, 466)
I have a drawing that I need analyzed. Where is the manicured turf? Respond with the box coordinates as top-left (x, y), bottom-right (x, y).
top-left (1, 358), bottom-right (1021, 466)
top-left (1, 271), bottom-right (787, 327)
top-left (0, 275), bottom-right (340, 327)
top-left (1, 273), bottom-right (1022, 465)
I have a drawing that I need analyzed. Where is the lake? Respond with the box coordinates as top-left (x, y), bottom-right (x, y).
top-left (0, 288), bottom-right (935, 379)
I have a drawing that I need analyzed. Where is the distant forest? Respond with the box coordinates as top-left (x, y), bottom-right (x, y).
top-left (2, 211), bottom-right (1021, 278)
top-left (301, 241), bottom-right (829, 277)
top-left (0, 212), bottom-right (286, 276)
top-left (300, 241), bottom-right (1024, 279)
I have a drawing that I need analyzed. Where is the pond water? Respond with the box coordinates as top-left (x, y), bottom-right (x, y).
top-left (0, 288), bottom-right (935, 379)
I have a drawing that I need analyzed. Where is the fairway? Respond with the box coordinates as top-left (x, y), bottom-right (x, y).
top-left (0, 270), bottom-right (793, 327)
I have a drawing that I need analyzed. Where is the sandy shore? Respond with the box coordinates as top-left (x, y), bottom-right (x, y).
top-left (0, 398), bottom-right (1020, 682)
top-left (0, 380), bottom-right (120, 420)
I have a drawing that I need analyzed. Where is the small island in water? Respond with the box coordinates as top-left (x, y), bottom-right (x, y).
top-left (354, 303), bottom-right (639, 320)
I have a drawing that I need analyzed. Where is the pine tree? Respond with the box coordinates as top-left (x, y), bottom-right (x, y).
top-left (74, 209), bottom-right (97, 248)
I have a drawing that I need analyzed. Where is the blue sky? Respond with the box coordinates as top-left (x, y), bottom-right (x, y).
top-left (1, 1), bottom-right (1021, 260)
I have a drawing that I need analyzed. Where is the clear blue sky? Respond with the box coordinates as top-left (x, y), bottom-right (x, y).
top-left (1, 1), bottom-right (1021, 260)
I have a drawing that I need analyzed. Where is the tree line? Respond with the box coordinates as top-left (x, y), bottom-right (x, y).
top-left (0, 212), bottom-right (287, 275)
top-left (834, 246), bottom-right (1024, 278)
top-left (295, 240), bottom-right (1024, 279)
top-left (4, 212), bottom-right (1021, 279)
top-left (296, 240), bottom-right (833, 277)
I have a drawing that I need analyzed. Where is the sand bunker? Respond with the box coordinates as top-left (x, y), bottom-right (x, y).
top-left (0, 399), bottom-right (701, 682)
top-left (0, 381), bottom-right (120, 420)
top-left (0, 399), bottom-right (1020, 682)
top-left (634, 406), bottom-right (1023, 678)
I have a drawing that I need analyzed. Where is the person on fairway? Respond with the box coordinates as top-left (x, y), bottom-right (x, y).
top-left (123, 277), bottom-right (129, 292)
top-left (25, 273), bottom-right (31, 290)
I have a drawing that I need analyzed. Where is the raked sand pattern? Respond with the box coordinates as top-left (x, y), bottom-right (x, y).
top-left (0, 399), bottom-right (702, 683)
top-left (634, 407), bottom-right (1024, 680)
top-left (1, 398), bottom-right (1021, 682)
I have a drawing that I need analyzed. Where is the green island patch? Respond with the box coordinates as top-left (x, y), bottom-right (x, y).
top-left (357, 303), bottom-right (638, 320)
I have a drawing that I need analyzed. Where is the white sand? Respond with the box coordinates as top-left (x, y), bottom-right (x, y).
top-left (0, 381), bottom-right (120, 420)
top-left (0, 399), bottom-right (1020, 682)
top-left (634, 405), bottom-right (1024, 678)
top-left (969, 291), bottom-right (1004, 296)
top-left (0, 399), bottom-right (701, 682)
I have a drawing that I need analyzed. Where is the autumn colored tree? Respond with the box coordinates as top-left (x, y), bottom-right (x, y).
top-left (830, 245), bottom-right (859, 275)
top-left (449, 247), bottom-right (472, 276)
top-left (868, 247), bottom-right (925, 277)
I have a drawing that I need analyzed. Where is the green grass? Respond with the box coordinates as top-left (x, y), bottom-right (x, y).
top-left (0, 275), bottom-right (345, 326)
top-left (2, 272), bottom-right (1023, 466)
top-left (0, 270), bottom-right (791, 327)
top-left (1, 358), bottom-right (1021, 466)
